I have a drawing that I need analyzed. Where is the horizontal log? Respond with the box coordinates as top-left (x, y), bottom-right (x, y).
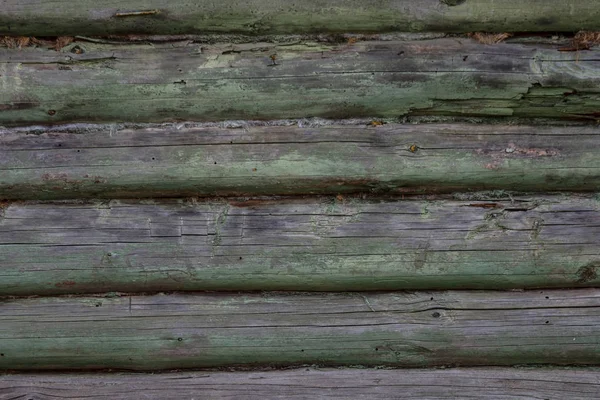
top-left (1, 290), bottom-right (600, 370)
top-left (2, 368), bottom-right (600, 399)
top-left (3, 123), bottom-right (600, 199)
top-left (2, 1), bottom-right (599, 36)
top-left (1, 38), bottom-right (599, 125)
top-left (2, 195), bottom-right (600, 295)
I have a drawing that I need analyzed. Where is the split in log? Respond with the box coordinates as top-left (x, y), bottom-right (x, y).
top-left (2, 123), bottom-right (600, 199)
top-left (1, 290), bottom-right (600, 370)
top-left (1, 38), bottom-right (600, 125)
top-left (2, 367), bottom-right (600, 399)
top-left (1, 0), bottom-right (599, 36)
top-left (2, 195), bottom-right (600, 295)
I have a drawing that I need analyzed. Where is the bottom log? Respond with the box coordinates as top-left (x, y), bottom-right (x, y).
top-left (1, 290), bottom-right (600, 370)
top-left (1, 368), bottom-right (599, 399)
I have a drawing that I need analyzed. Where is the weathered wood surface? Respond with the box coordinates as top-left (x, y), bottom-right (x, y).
top-left (1, 290), bottom-right (600, 370)
top-left (1, 38), bottom-right (599, 125)
top-left (2, 195), bottom-right (600, 295)
top-left (2, 123), bottom-right (600, 199)
top-left (2, 0), bottom-right (599, 36)
top-left (2, 368), bottom-right (600, 399)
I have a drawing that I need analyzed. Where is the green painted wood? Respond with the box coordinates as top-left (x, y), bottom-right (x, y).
top-left (2, 195), bottom-right (600, 295)
top-left (1, 38), bottom-right (599, 125)
top-left (3, 368), bottom-right (600, 399)
top-left (1, 0), bottom-right (599, 36)
top-left (2, 123), bottom-right (600, 199)
top-left (1, 290), bottom-right (599, 370)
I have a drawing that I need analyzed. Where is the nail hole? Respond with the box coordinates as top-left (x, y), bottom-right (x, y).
top-left (375, 347), bottom-right (378, 351)
top-left (545, 296), bottom-right (549, 299)
top-left (430, 297), bottom-right (434, 301)
top-left (0, 353), bottom-right (4, 357)
top-left (432, 312), bottom-right (441, 318)
top-left (397, 51), bottom-right (405, 56)
top-left (151, 157), bottom-right (155, 160)
top-left (463, 55), bottom-right (468, 61)
top-left (239, 257), bottom-right (243, 260)
top-left (545, 321), bottom-right (549, 324)
top-left (47, 110), bottom-right (56, 116)
top-left (177, 337), bottom-right (183, 342)
top-left (300, 349), bottom-right (304, 352)
top-left (71, 45), bottom-right (84, 54)
top-left (214, 161), bottom-right (217, 165)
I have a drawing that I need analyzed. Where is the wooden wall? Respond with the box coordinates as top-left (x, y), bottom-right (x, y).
top-left (1, 1), bottom-right (600, 398)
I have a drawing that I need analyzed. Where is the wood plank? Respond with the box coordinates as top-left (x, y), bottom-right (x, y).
top-left (1, 38), bottom-right (599, 125)
top-left (2, 195), bottom-right (600, 295)
top-left (3, 1), bottom-right (600, 36)
top-left (2, 368), bottom-right (600, 399)
top-left (1, 290), bottom-right (599, 370)
top-left (2, 123), bottom-right (600, 199)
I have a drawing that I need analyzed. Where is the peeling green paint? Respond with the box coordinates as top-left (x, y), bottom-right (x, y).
top-left (1, 39), bottom-right (600, 126)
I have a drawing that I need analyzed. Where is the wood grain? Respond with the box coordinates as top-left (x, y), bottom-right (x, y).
top-left (1, 38), bottom-right (599, 125)
top-left (2, 367), bottom-right (600, 399)
top-left (1, 0), bottom-right (599, 36)
top-left (2, 195), bottom-right (600, 295)
top-left (2, 123), bottom-right (600, 199)
top-left (1, 290), bottom-right (599, 370)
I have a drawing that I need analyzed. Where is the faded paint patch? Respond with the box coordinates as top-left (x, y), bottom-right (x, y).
top-left (503, 143), bottom-right (559, 157)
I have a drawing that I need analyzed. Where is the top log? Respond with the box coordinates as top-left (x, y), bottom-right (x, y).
top-left (1, 1), bottom-right (600, 36)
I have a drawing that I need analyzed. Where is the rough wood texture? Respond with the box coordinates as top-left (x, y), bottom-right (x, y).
top-left (2, 123), bottom-right (600, 199)
top-left (2, 195), bottom-right (600, 295)
top-left (1, 290), bottom-right (600, 370)
top-left (2, 0), bottom-right (599, 36)
top-left (1, 38), bottom-right (599, 125)
top-left (2, 368), bottom-right (600, 399)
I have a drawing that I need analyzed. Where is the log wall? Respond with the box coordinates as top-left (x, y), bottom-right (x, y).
top-left (2, 1), bottom-right (600, 396)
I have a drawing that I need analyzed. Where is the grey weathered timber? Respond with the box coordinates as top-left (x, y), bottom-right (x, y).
top-left (2, 195), bottom-right (600, 295)
top-left (2, 368), bottom-right (600, 399)
top-left (1, 38), bottom-right (600, 125)
top-left (1, 290), bottom-right (600, 370)
top-left (2, 123), bottom-right (600, 199)
top-left (1, 0), bottom-right (599, 36)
